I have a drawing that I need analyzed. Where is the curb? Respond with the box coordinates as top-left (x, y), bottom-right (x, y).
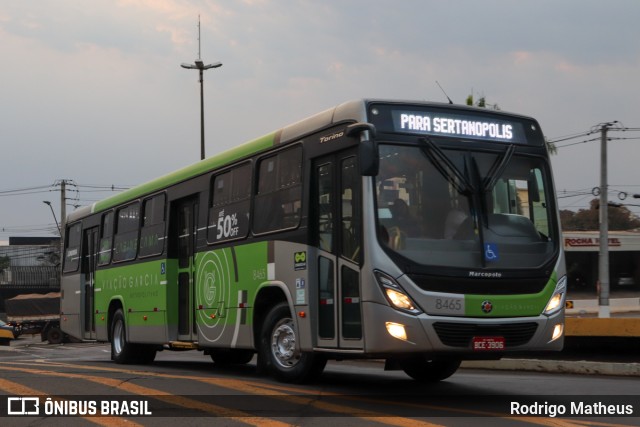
top-left (461, 359), bottom-right (640, 376)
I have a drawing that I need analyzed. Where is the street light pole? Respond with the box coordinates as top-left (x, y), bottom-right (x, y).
top-left (181, 16), bottom-right (222, 160)
top-left (43, 201), bottom-right (61, 236)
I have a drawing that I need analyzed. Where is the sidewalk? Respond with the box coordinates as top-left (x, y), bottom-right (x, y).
top-left (462, 334), bottom-right (640, 377)
top-left (462, 358), bottom-right (640, 376)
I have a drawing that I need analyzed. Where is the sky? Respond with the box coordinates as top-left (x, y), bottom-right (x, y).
top-left (1, 0), bottom-right (640, 241)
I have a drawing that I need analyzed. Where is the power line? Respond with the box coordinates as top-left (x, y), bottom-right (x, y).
top-left (555, 136), bottom-right (600, 149)
top-left (549, 125), bottom-right (639, 149)
top-left (547, 130), bottom-right (594, 143)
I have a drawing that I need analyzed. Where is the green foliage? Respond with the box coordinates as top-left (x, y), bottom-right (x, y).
top-left (466, 94), bottom-right (474, 106)
top-left (466, 93), bottom-right (498, 110)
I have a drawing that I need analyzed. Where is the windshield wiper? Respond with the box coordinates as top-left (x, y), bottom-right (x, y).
top-left (419, 137), bottom-right (475, 196)
top-left (482, 144), bottom-right (515, 192)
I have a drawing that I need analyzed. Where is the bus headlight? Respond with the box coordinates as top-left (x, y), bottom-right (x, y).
top-left (544, 275), bottom-right (566, 316)
top-left (374, 271), bottom-right (423, 315)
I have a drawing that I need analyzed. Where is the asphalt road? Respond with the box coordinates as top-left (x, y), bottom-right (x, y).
top-left (0, 334), bottom-right (639, 426)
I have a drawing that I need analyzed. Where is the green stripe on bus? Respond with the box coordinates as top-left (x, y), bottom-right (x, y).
top-left (464, 273), bottom-right (557, 317)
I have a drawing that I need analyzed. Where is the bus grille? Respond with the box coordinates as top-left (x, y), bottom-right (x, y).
top-left (409, 274), bottom-right (548, 295)
top-left (432, 322), bottom-right (538, 348)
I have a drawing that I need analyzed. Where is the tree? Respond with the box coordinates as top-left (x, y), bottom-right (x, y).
top-left (560, 199), bottom-right (640, 231)
top-left (466, 92), bottom-right (558, 155)
top-left (466, 93), bottom-right (499, 110)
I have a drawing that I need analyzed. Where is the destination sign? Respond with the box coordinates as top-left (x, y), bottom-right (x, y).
top-left (391, 110), bottom-right (526, 143)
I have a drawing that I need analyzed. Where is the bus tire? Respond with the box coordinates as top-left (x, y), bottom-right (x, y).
top-left (135, 345), bottom-right (157, 365)
top-left (46, 326), bottom-right (63, 344)
top-left (110, 309), bottom-right (137, 364)
top-left (400, 357), bottom-right (461, 382)
top-left (210, 349), bottom-right (254, 365)
top-left (260, 302), bottom-right (326, 383)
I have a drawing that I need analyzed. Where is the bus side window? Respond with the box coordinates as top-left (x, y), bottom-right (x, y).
top-left (63, 223), bottom-right (82, 273)
top-left (97, 211), bottom-right (114, 266)
top-left (113, 202), bottom-right (140, 263)
top-left (208, 162), bottom-right (252, 243)
top-left (253, 146), bottom-right (302, 234)
top-left (139, 194), bottom-right (166, 257)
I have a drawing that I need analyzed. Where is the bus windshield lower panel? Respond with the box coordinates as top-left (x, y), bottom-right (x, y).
top-left (376, 143), bottom-right (556, 270)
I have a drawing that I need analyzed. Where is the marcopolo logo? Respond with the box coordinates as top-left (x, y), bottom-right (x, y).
top-left (481, 300), bottom-right (494, 314)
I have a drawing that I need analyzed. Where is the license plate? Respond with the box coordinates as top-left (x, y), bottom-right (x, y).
top-left (472, 336), bottom-right (505, 351)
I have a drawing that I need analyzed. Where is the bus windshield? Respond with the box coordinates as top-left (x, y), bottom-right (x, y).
top-left (376, 143), bottom-right (557, 270)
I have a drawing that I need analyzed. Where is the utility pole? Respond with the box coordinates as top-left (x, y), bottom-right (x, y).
top-left (598, 123), bottom-right (610, 318)
top-left (60, 180), bottom-right (67, 248)
top-left (52, 179), bottom-right (74, 253)
top-left (596, 122), bottom-right (624, 318)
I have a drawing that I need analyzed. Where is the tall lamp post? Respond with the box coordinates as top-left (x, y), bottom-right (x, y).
top-left (43, 200), bottom-right (63, 279)
top-left (181, 17), bottom-right (222, 160)
top-left (43, 201), bottom-right (61, 236)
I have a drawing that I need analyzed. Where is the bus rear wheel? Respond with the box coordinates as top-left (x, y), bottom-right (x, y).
top-left (400, 357), bottom-right (461, 382)
top-left (111, 309), bottom-right (135, 364)
top-left (260, 302), bottom-right (326, 383)
top-left (110, 309), bottom-right (156, 364)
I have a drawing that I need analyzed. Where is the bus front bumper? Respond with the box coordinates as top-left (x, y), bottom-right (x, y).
top-left (361, 302), bottom-right (564, 357)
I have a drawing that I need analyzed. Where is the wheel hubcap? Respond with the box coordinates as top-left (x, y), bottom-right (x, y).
top-left (113, 320), bottom-right (124, 355)
top-left (271, 318), bottom-right (300, 369)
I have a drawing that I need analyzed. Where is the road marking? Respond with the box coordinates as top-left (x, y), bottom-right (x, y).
top-left (0, 363), bottom-right (290, 427)
top-left (3, 360), bottom-right (632, 427)
top-left (7, 360), bottom-right (444, 426)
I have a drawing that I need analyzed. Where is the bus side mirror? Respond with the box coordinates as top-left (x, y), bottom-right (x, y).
top-left (346, 122), bottom-right (378, 176)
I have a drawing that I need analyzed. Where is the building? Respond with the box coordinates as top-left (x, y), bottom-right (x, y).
top-left (0, 237), bottom-right (60, 313)
top-left (564, 231), bottom-right (640, 297)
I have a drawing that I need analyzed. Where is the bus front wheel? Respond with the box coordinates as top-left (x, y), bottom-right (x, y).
top-left (260, 302), bottom-right (326, 383)
top-left (400, 357), bottom-right (461, 382)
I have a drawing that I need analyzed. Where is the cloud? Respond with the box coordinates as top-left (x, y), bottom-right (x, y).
top-left (2, 0), bottom-right (640, 237)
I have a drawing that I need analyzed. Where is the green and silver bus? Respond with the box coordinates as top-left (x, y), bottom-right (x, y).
top-left (61, 99), bottom-right (566, 382)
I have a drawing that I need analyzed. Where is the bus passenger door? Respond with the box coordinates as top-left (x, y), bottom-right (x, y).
top-left (172, 197), bottom-right (198, 342)
top-left (81, 227), bottom-right (99, 340)
top-left (313, 152), bottom-right (363, 350)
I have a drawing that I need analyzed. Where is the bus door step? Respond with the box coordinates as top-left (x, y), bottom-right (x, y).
top-left (169, 341), bottom-right (199, 350)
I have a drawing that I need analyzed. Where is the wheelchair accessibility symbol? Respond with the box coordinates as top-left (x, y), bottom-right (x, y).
top-left (485, 243), bottom-right (499, 262)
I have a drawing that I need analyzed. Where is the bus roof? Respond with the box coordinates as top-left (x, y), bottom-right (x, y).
top-left (68, 99), bottom-right (371, 223)
top-left (67, 99), bottom-right (537, 223)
